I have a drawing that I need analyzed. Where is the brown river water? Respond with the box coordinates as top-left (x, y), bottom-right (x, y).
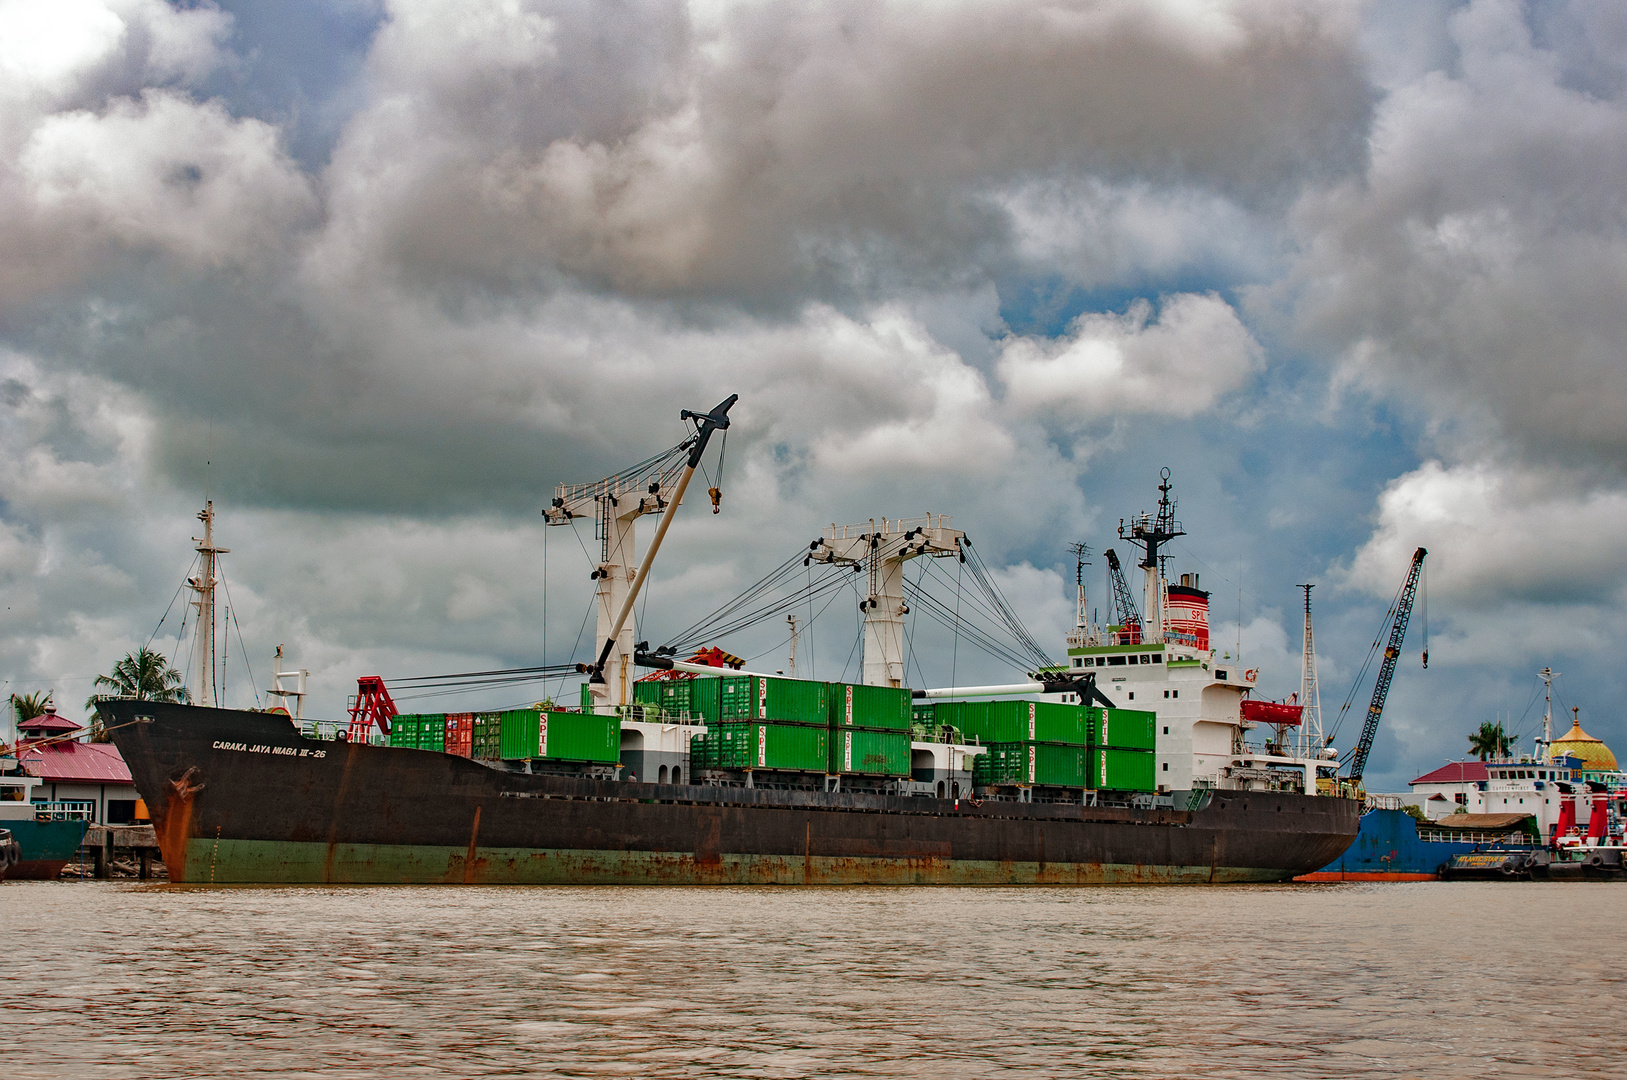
top-left (1, 880), bottom-right (1622, 1078)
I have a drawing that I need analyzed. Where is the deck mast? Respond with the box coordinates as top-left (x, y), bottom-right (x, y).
top-left (186, 501), bottom-right (228, 707)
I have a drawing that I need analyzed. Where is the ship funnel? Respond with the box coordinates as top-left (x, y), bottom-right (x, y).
top-left (1555, 793), bottom-right (1576, 840)
top-left (1586, 792), bottom-right (1609, 841)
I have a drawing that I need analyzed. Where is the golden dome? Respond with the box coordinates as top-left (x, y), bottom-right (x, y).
top-left (1548, 718), bottom-right (1618, 772)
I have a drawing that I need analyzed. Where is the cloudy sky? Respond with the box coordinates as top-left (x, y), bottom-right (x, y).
top-left (4, 0), bottom-right (1625, 791)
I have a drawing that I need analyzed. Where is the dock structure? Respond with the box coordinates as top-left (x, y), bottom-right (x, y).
top-left (79, 824), bottom-right (164, 880)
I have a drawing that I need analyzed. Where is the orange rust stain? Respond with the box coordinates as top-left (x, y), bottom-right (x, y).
top-left (156, 766), bottom-right (204, 882)
top-left (323, 743), bottom-right (362, 884)
top-left (463, 805), bottom-right (483, 884)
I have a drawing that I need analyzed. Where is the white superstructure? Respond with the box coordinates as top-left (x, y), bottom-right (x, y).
top-left (1038, 474), bottom-right (1329, 795)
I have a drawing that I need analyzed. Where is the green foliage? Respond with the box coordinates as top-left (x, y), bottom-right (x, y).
top-left (1401, 803), bottom-right (1429, 823)
top-left (10, 691), bottom-right (51, 723)
top-left (88, 647), bottom-right (190, 714)
top-left (1467, 720), bottom-right (1514, 761)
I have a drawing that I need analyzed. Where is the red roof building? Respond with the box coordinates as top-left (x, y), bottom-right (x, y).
top-left (14, 706), bottom-right (141, 823)
top-left (1411, 761), bottom-right (1489, 786)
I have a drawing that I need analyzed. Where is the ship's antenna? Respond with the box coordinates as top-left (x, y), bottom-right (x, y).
top-left (1299, 585), bottom-right (1323, 758)
top-left (786, 614), bottom-right (800, 678)
top-left (1538, 667), bottom-right (1556, 758)
top-left (1119, 468), bottom-right (1182, 644)
top-left (1066, 542), bottom-right (1092, 648)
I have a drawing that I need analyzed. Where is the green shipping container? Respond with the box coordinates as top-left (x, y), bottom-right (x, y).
top-left (701, 722), bottom-right (829, 772)
top-left (497, 710), bottom-right (621, 763)
top-left (1087, 708), bottom-right (1157, 751)
top-left (540, 711), bottom-right (620, 763)
top-left (953, 700), bottom-right (1085, 744)
top-left (499, 709), bottom-right (540, 759)
top-left (473, 712), bottom-right (503, 758)
top-left (973, 742), bottom-right (1087, 787)
top-left (634, 677), bottom-right (721, 720)
top-left (829, 727), bottom-right (911, 775)
top-left (389, 716), bottom-right (422, 748)
top-left (717, 676), bottom-right (829, 724)
top-left (416, 715), bottom-right (446, 752)
top-left (828, 683), bottom-right (912, 730)
top-left (1090, 747), bottom-right (1156, 791)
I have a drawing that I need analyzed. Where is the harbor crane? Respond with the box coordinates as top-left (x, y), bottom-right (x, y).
top-left (1342, 546), bottom-right (1428, 784)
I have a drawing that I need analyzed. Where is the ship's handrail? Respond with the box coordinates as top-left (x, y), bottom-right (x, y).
top-left (823, 514), bottom-right (951, 541)
top-left (1417, 829), bottom-right (1539, 846)
top-left (34, 801), bottom-right (93, 821)
top-left (1365, 794), bottom-right (1402, 811)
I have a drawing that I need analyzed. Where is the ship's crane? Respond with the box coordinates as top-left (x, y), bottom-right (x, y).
top-left (546, 395), bottom-right (736, 710)
top-left (1104, 548), bottom-right (1142, 645)
top-left (1342, 546), bottom-right (1428, 784)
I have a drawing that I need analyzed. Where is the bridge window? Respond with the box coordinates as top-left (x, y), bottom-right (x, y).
top-left (659, 765), bottom-right (668, 783)
top-left (1108, 656), bottom-right (1127, 666)
top-left (672, 767), bottom-right (681, 785)
top-left (1149, 655), bottom-right (1161, 663)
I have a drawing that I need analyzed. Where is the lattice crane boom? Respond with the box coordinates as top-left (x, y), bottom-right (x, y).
top-left (1104, 548), bottom-right (1142, 645)
top-left (1345, 547), bottom-right (1427, 783)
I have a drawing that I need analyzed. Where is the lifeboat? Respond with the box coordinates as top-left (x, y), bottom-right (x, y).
top-left (1241, 700), bottom-right (1304, 726)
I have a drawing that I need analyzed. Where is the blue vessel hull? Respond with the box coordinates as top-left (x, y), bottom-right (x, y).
top-left (1298, 808), bottom-right (1481, 881)
top-left (4, 818), bottom-right (89, 880)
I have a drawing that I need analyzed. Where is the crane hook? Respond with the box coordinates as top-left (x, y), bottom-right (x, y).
top-left (708, 486), bottom-right (722, 514)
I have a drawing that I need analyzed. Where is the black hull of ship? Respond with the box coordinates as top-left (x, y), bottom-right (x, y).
top-left (104, 701), bottom-right (1359, 885)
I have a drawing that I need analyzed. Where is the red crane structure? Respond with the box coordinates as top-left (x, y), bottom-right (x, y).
top-left (346, 676), bottom-right (398, 743)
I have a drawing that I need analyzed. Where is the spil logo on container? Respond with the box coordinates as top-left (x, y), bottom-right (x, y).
top-left (757, 725), bottom-right (767, 767)
top-left (1027, 744), bottom-right (1036, 784)
top-left (1028, 702), bottom-right (1036, 740)
top-left (539, 714), bottom-right (548, 757)
top-left (758, 678), bottom-right (768, 719)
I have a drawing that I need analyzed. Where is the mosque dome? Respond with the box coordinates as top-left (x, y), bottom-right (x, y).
top-left (1548, 717), bottom-right (1618, 772)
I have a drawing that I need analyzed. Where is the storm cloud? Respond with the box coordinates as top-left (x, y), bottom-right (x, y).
top-left (4, 0), bottom-right (1626, 790)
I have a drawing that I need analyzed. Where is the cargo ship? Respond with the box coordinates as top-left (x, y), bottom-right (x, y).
top-left (103, 398), bottom-right (1361, 884)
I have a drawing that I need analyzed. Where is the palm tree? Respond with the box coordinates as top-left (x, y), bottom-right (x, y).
top-left (88, 647), bottom-right (190, 711)
top-left (1467, 720), bottom-right (1513, 761)
top-left (10, 691), bottom-right (51, 723)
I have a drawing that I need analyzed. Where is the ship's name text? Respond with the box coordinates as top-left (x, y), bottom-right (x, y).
top-left (212, 740), bottom-right (326, 759)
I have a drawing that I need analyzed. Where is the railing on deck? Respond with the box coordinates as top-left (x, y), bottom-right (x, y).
top-left (1417, 829), bottom-right (1538, 846)
top-left (34, 801), bottom-right (93, 821)
top-left (1365, 794), bottom-right (1402, 811)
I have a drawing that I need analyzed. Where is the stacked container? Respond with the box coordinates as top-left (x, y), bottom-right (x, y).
top-left (973, 743), bottom-right (1088, 787)
top-left (1086, 707), bottom-right (1157, 793)
top-left (699, 675), bottom-right (832, 775)
top-left (693, 723), bottom-right (828, 771)
top-left (827, 682), bottom-right (911, 776)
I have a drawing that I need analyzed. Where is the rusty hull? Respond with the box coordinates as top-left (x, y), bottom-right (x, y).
top-left (103, 701), bottom-right (1360, 886)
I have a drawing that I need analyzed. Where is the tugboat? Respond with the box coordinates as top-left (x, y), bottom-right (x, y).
top-left (0, 745), bottom-right (90, 880)
top-left (101, 397), bottom-right (1362, 885)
